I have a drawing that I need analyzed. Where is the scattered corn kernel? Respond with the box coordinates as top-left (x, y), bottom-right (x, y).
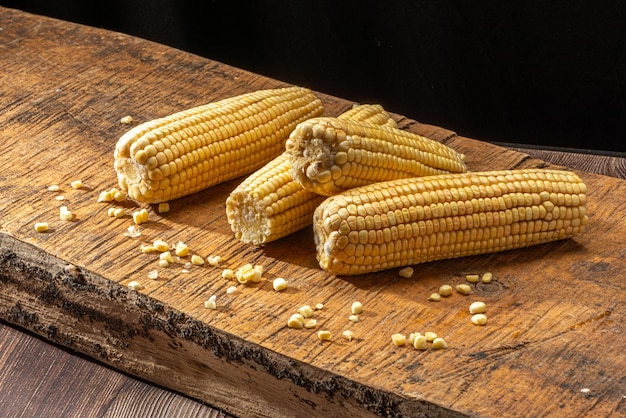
top-left (107, 208), bottom-right (116, 217)
top-left (424, 331), bottom-right (438, 342)
top-left (351, 301), bottom-right (363, 315)
top-left (428, 293), bottom-right (441, 302)
top-left (469, 301), bottom-right (487, 314)
top-left (235, 263), bottom-right (261, 284)
top-left (140, 245), bottom-right (157, 253)
top-left (153, 239), bottom-right (169, 252)
top-left (413, 334), bottom-right (428, 350)
top-left (297, 305), bottom-right (314, 318)
top-left (221, 269), bottom-right (234, 279)
top-left (439, 284), bottom-right (453, 297)
top-left (132, 208), bottom-right (149, 225)
top-left (127, 280), bottom-right (143, 290)
top-left (398, 266), bottom-right (414, 278)
top-left (147, 270), bottom-right (158, 280)
top-left (59, 206), bottom-right (73, 221)
top-left (288, 315), bottom-right (304, 329)
top-left (98, 191), bottom-right (113, 202)
top-left (342, 330), bottom-right (354, 342)
top-left (456, 283), bottom-right (472, 295)
top-left (55, 195), bottom-right (65, 201)
top-left (315, 303), bottom-right (324, 310)
top-left (174, 241), bottom-right (189, 257)
top-left (408, 332), bottom-right (421, 345)
top-left (113, 190), bottom-right (126, 202)
top-left (157, 202), bottom-right (170, 213)
top-left (70, 180), bottom-right (83, 189)
top-left (113, 208), bottom-right (125, 218)
top-left (48, 184), bottom-right (60, 192)
top-left (272, 278), bottom-right (288, 291)
top-left (466, 274), bottom-right (480, 283)
top-left (471, 314), bottom-right (488, 326)
top-left (304, 319), bottom-right (317, 329)
top-left (482, 272), bottom-right (493, 283)
top-left (204, 295), bottom-right (217, 310)
top-left (391, 333), bottom-right (406, 347)
top-left (432, 337), bottom-right (448, 350)
top-left (191, 255), bottom-right (205, 266)
top-left (207, 255), bottom-right (222, 267)
top-left (34, 222), bottom-right (49, 232)
top-left (226, 286), bottom-right (238, 294)
top-left (317, 330), bottom-right (332, 341)
top-left (158, 259), bottom-right (169, 267)
top-left (348, 314), bottom-right (359, 323)
top-left (159, 251), bottom-right (173, 264)
top-left (120, 115), bottom-right (134, 124)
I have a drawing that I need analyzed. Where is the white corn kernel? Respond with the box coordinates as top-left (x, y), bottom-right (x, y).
top-left (456, 284), bottom-right (472, 295)
top-left (482, 272), bottom-right (493, 283)
top-left (120, 115), bottom-right (134, 124)
top-left (351, 301), bottom-right (363, 315)
top-left (297, 305), bottom-right (314, 318)
top-left (127, 280), bottom-right (143, 290)
top-left (59, 206), bottom-right (73, 221)
top-left (113, 208), bottom-right (125, 218)
top-left (315, 303), bottom-right (324, 310)
top-left (348, 314), bottom-right (359, 323)
top-left (107, 208), bottom-right (116, 217)
top-left (221, 269), bottom-right (234, 279)
top-left (204, 295), bottom-right (217, 310)
top-left (191, 255), bottom-right (205, 266)
top-left (147, 270), bottom-right (158, 280)
top-left (174, 241), bottom-right (189, 257)
top-left (391, 333), bottom-right (406, 347)
top-left (469, 301), bottom-right (487, 314)
top-left (413, 334), bottom-right (428, 350)
top-left (113, 190), bottom-right (126, 202)
top-left (428, 293), bottom-right (441, 302)
top-left (342, 330), bottom-right (354, 341)
top-left (317, 330), bottom-right (332, 341)
top-left (207, 255), bottom-right (222, 267)
top-left (55, 195), bottom-right (65, 201)
top-left (432, 337), bottom-right (448, 350)
top-left (424, 331), bottom-right (438, 342)
top-left (70, 180), bottom-right (83, 189)
top-left (153, 239), bottom-right (169, 252)
top-left (398, 266), bottom-right (414, 278)
top-left (159, 251), bottom-right (173, 264)
top-left (48, 184), bottom-right (60, 192)
top-left (439, 284), bottom-right (453, 297)
top-left (226, 286), bottom-right (238, 294)
top-left (466, 274), bottom-right (480, 283)
top-left (471, 314), bottom-right (488, 325)
top-left (158, 259), bottom-right (169, 267)
top-left (272, 278), bottom-right (288, 291)
top-left (303, 319), bottom-right (317, 329)
top-left (34, 222), bottom-right (49, 232)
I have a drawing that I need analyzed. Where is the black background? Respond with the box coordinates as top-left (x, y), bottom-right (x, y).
top-left (3, 1), bottom-right (625, 153)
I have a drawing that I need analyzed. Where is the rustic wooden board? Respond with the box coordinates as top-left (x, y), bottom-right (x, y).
top-left (1, 7), bottom-right (625, 418)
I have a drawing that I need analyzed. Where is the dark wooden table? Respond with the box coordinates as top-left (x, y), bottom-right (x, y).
top-left (2, 6), bottom-right (625, 418)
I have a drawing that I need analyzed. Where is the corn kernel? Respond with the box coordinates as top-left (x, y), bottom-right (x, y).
top-left (413, 334), bottom-right (428, 350)
top-left (456, 284), bottom-right (472, 295)
top-left (204, 295), bottom-right (217, 310)
top-left (235, 263), bottom-right (260, 284)
top-left (59, 206), bottom-right (73, 221)
top-left (288, 315), bottom-right (304, 329)
top-left (127, 280), bottom-right (143, 290)
top-left (482, 272), bottom-right (493, 283)
top-left (48, 184), bottom-right (60, 192)
top-left (466, 274), bottom-right (480, 283)
top-left (315, 303), bottom-right (324, 310)
top-left (140, 245), bottom-right (157, 253)
top-left (113, 190), bottom-right (126, 202)
top-left (191, 255), bottom-right (205, 265)
top-left (391, 333), bottom-right (406, 347)
top-left (70, 180), bottom-right (83, 189)
top-left (428, 293), bottom-right (441, 302)
top-left (107, 208), bottom-right (116, 217)
top-left (157, 202), bottom-right (170, 213)
top-left (158, 259), bottom-right (169, 268)
top-left (432, 337), bottom-right (448, 350)
top-left (348, 314), bottom-right (359, 323)
top-left (132, 208), bottom-right (149, 225)
top-left (98, 191), bottom-right (113, 202)
top-left (398, 267), bottom-right (414, 278)
top-left (221, 269), bottom-right (234, 279)
top-left (317, 330), bottom-right (332, 341)
top-left (439, 285), bottom-right (453, 297)
top-left (159, 251), bottom-right (173, 264)
top-left (226, 286), bottom-right (237, 294)
top-left (207, 255), bottom-right (222, 267)
top-left (174, 241), bottom-right (189, 257)
top-left (297, 305), bottom-right (314, 318)
top-left (120, 115), bottom-right (134, 124)
top-left (471, 314), bottom-right (488, 325)
top-left (351, 301), bottom-right (363, 315)
top-left (113, 208), bottom-right (125, 218)
top-left (469, 301), bottom-right (487, 314)
top-left (342, 330), bottom-right (354, 341)
top-left (272, 278), bottom-right (288, 291)
top-left (34, 222), bottom-right (49, 232)
top-left (304, 319), bottom-right (317, 329)
top-left (424, 331), bottom-right (437, 342)
top-left (153, 239), bottom-right (169, 252)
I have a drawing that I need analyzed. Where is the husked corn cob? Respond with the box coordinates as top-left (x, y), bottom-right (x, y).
top-left (226, 104), bottom-right (397, 245)
top-left (313, 169), bottom-right (589, 275)
top-left (114, 87), bottom-right (324, 203)
top-left (285, 117), bottom-right (467, 196)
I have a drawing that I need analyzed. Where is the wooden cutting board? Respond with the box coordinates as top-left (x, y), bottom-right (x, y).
top-left (1, 7), bottom-right (624, 418)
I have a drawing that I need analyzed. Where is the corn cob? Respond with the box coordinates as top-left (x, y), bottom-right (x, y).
top-left (226, 104), bottom-right (397, 245)
top-left (313, 169), bottom-right (589, 275)
top-left (285, 117), bottom-right (467, 196)
top-left (114, 86), bottom-right (324, 203)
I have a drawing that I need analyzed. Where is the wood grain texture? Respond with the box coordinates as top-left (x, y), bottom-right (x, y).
top-left (1, 7), bottom-right (625, 418)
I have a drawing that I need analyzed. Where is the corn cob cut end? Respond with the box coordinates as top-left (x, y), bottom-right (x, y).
top-left (314, 169), bottom-right (589, 275)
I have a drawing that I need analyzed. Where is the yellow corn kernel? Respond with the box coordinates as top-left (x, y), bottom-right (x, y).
top-left (158, 202), bottom-right (170, 213)
top-left (140, 245), bottom-right (157, 254)
top-left (273, 278), bottom-right (288, 291)
top-left (34, 222), bottom-right (49, 232)
top-left (191, 254), bottom-right (205, 265)
top-left (413, 334), bottom-right (428, 350)
top-left (466, 274), bottom-right (480, 283)
top-left (133, 208), bottom-right (149, 225)
top-left (221, 269), bottom-right (234, 279)
top-left (153, 239), bottom-right (169, 252)
top-left (70, 180), bottom-right (83, 189)
top-left (159, 251), bottom-right (173, 264)
top-left (286, 117), bottom-right (467, 196)
top-left (114, 87), bottom-right (324, 203)
top-left (235, 263), bottom-right (261, 284)
top-left (398, 267), bottom-right (414, 278)
top-left (174, 241), bottom-right (189, 257)
top-left (127, 280), bottom-right (144, 290)
top-left (456, 284), bottom-right (472, 295)
top-left (313, 169), bottom-right (588, 275)
top-left (59, 206), bottom-right (73, 221)
top-left (481, 272), bottom-right (493, 283)
top-left (207, 255), bottom-right (222, 267)
top-left (432, 337), bottom-right (448, 350)
top-left (226, 104), bottom-right (396, 245)
top-left (98, 190), bottom-right (113, 202)
top-left (120, 115), bottom-right (134, 125)
top-left (391, 333), bottom-right (406, 347)
top-left (317, 330), bottom-right (332, 341)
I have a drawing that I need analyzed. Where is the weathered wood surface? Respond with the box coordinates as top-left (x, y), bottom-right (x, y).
top-left (1, 7), bottom-right (625, 418)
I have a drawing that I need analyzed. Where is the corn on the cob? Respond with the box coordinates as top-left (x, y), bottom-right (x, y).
top-left (285, 117), bottom-right (467, 196)
top-left (313, 169), bottom-right (588, 275)
top-left (226, 104), bottom-right (397, 245)
top-left (114, 86), bottom-right (324, 203)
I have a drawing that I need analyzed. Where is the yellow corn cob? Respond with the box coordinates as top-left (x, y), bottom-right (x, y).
top-left (313, 169), bottom-right (589, 275)
top-left (226, 104), bottom-right (397, 245)
top-left (114, 86), bottom-right (324, 203)
top-left (285, 117), bottom-right (467, 196)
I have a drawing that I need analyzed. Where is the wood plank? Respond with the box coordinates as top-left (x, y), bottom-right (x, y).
top-left (1, 7), bottom-right (625, 418)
